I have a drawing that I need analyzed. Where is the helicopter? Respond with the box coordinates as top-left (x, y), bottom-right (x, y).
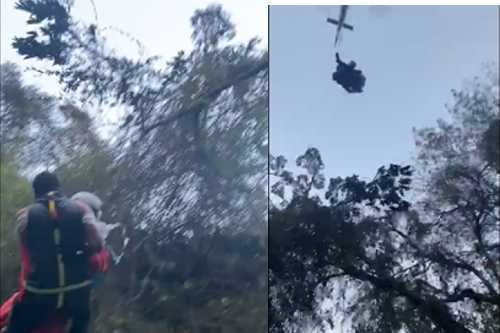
top-left (327, 5), bottom-right (353, 47)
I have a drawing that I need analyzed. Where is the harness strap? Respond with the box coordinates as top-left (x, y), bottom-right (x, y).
top-left (54, 230), bottom-right (65, 308)
top-left (47, 192), bottom-right (66, 308)
top-left (25, 280), bottom-right (92, 295)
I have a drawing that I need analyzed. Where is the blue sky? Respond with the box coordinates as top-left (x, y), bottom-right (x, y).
top-left (270, 5), bottom-right (498, 180)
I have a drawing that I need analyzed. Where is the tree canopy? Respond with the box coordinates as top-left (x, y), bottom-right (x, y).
top-left (269, 68), bottom-right (499, 333)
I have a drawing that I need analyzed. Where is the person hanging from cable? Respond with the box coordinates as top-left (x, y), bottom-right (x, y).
top-left (332, 52), bottom-right (366, 93)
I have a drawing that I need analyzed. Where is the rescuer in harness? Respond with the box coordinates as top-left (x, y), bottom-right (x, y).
top-left (4, 172), bottom-right (106, 333)
top-left (332, 52), bottom-right (366, 93)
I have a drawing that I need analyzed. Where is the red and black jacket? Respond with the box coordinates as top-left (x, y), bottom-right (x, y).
top-left (17, 192), bottom-right (104, 300)
top-left (0, 193), bottom-right (110, 330)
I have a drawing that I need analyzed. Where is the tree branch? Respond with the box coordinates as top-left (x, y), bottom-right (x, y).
top-left (389, 225), bottom-right (498, 295)
top-left (340, 265), bottom-right (472, 333)
top-left (444, 288), bottom-right (500, 305)
top-left (141, 59), bottom-right (268, 136)
top-left (472, 209), bottom-right (500, 282)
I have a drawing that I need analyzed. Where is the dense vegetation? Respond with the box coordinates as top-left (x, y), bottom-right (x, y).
top-left (1, 1), bottom-right (267, 332)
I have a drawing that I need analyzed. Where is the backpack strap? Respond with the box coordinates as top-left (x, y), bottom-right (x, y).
top-left (47, 191), bottom-right (65, 308)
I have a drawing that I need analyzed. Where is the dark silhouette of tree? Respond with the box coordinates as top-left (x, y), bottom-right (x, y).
top-left (13, 0), bottom-right (71, 65)
top-left (270, 69), bottom-right (499, 333)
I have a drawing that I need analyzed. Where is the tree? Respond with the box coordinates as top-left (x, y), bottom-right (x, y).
top-left (13, 1), bottom-right (268, 237)
top-left (1, 62), bottom-right (55, 167)
top-left (0, 156), bottom-right (32, 300)
top-left (9, 2), bottom-right (268, 331)
top-left (270, 149), bottom-right (419, 333)
top-left (411, 68), bottom-right (499, 332)
top-left (1, 62), bottom-right (111, 173)
top-left (0, 63), bottom-right (267, 331)
top-left (269, 69), bottom-right (499, 333)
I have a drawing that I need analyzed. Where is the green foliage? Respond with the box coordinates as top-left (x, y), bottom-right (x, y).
top-left (6, 2), bottom-right (268, 332)
top-left (83, 226), bottom-right (267, 332)
top-left (0, 62), bottom-right (54, 148)
top-left (0, 156), bottom-right (32, 300)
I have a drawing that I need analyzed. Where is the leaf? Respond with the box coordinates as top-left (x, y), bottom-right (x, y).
top-left (271, 181), bottom-right (285, 199)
